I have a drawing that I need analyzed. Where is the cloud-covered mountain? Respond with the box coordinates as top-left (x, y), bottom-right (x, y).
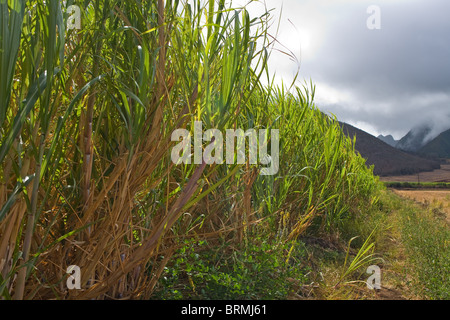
top-left (340, 122), bottom-right (440, 176)
top-left (418, 128), bottom-right (450, 159)
top-left (377, 134), bottom-right (398, 147)
top-left (395, 123), bottom-right (433, 152)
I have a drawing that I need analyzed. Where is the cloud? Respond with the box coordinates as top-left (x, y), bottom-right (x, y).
top-left (240, 0), bottom-right (450, 138)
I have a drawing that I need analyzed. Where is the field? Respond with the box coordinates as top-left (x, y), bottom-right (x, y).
top-left (380, 161), bottom-right (450, 183)
top-left (392, 190), bottom-right (450, 222)
top-left (384, 190), bottom-right (449, 299)
top-left (370, 159), bottom-right (450, 300)
top-left (286, 189), bottom-right (450, 300)
top-left (374, 166), bottom-right (450, 299)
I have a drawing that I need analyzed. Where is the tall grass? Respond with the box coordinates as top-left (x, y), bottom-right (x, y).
top-left (0, 0), bottom-right (378, 299)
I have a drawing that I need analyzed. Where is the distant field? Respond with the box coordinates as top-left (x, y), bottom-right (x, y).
top-left (383, 182), bottom-right (450, 189)
top-left (380, 162), bottom-right (450, 183)
top-left (391, 189), bottom-right (450, 223)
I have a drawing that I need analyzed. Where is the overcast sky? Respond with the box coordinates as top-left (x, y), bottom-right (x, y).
top-left (234, 0), bottom-right (450, 140)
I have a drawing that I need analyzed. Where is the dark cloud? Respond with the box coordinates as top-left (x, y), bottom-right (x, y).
top-left (310, 1), bottom-right (450, 94)
top-left (265, 0), bottom-right (450, 139)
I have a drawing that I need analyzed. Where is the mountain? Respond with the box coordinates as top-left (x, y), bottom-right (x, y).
top-left (396, 123), bottom-right (432, 152)
top-left (418, 128), bottom-right (450, 158)
top-left (339, 122), bottom-right (441, 176)
top-left (377, 134), bottom-right (398, 147)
